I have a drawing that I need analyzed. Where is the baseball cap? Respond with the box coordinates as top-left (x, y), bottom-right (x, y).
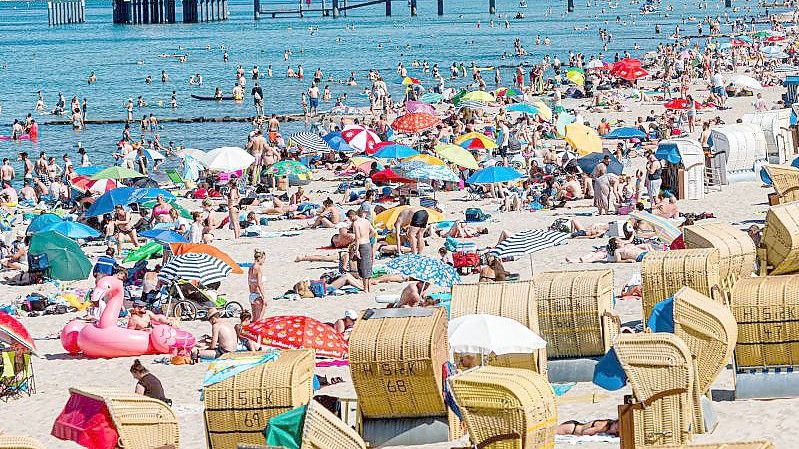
top-left (132, 300), bottom-right (147, 308)
top-left (344, 310), bottom-right (358, 320)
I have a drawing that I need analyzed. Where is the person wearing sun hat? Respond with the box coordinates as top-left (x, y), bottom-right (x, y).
top-left (191, 307), bottom-right (237, 361)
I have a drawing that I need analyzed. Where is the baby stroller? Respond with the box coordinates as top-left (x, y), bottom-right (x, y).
top-left (163, 279), bottom-right (242, 321)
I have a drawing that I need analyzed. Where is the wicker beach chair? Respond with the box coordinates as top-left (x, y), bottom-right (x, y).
top-left (204, 350), bottom-right (315, 449)
top-left (449, 366), bottom-right (557, 449)
top-left (0, 435), bottom-right (46, 449)
top-left (758, 201), bottom-right (799, 276)
top-left (301, 400), bottom-right (367, 449)
top-left (614, 333), bottom-right (695, 448)
top-left (450, 281), bottom-right (546, 374)
top-left (348, 307), bottom-right (449, 419)
top-left (69, 387), bottom-right (180, 449)
top-left (764, 164), bottom-right (799, 205)
top-left (683, 221), bottom-right (756, 286)
top-left (672, 287), bottom-right (738, 434)
top-left (657, 442), bottom-right (775, 449)
top-left (641, 249), bottom-right (721, 323)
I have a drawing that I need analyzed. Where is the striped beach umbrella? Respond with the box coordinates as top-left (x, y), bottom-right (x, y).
top-left (159, 253), bottom-right (232, 286)
top-left (489, 229), bottom-right (570, 259)
top-left (289, 132), bottom-right (333, 152)
top-left (87, 178), bottom-right (119, 194)
top-left (341, 125), bottom-right (381, 153)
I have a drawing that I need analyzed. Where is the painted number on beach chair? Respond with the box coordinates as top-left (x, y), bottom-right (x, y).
top-left (384, 379), bottom-right (408, 393)
top-left (243, 412), bottom-right (262, 428)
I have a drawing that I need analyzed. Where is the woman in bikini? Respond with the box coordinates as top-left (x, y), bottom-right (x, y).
top-left (150, 194), bottom-right (174, 224)
top-left (248, 249), bottom-right (267, 321)
top-left (557, 419), bottom-right (619, 437)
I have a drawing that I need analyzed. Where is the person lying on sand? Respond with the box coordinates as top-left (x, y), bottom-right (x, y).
top-left (557, 419), bottom-right (619, 437)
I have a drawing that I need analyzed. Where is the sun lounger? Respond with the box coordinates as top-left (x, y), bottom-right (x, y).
top-left (0, 350), bottom-right (35, 402)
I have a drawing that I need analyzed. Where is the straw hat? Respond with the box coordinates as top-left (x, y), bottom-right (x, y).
top-left (205, 307), bottom-right (221, 321)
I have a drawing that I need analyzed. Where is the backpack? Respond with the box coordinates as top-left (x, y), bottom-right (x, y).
top-left (28, 253), bottom-right (50, 272)
top-left (452, 252), bottom-right (480, 268)
top-left (465, 208), bottom-right (490, 223)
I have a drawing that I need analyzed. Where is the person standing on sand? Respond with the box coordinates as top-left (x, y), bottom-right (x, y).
top-left (248, 249), bottom-right (267, 321)
top-left (348, 209), bottom-right (376, 293)
top-left (245, 130), bottom-right (266, 186)
top-left (226, 177), bottom-right (241, 239)
top-left (394, 206), bottom-right (428, 255)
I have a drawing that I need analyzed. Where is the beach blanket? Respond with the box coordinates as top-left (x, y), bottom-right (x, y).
top-left (203, 350), bottom-right (280, 388)
top-left (489, 229), bottom-right (569, 259)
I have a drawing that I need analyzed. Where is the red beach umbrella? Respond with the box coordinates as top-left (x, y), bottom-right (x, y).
top-left (341, 125), bottom-right (381, 154)
top-left (664, 98), bottom-right (702, 110)
top-left (0, 312), bottom-right (36, 354)
top-left (241, 315), bottom-right (348, 358)
top-left (391, 112), bottom-right (442, 134)
top-left (371, 168), bottom-right (415, 184)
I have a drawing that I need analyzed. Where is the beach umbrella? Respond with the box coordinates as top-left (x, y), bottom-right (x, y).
top-left (566, 70), bottom-right (585, 86)
top-left (729, 74), bottom-right (763, 90)
top-left (761, 46), bottom-right (789, 59)
top-left (26, 213), bottom-right (63, 235)
top-left (564, 123), bottom-right (603, 156)
top-left (140, 229), bottom-right (188, 244)
top-left (288, 132), bottom-right (333, 153)
top-left (406, 165), bottom-right (459, 182)
top-left (123, 240), bottom-right (164, 263)
top-left (391, 112), bottom-right (441, 134)
top-left (123, 148), bottom-right (165, 162)
top-left (84, 187), bottom-right (137, 217)
top-left (90, 166), bottom-right (144, 181)
top-left (322, 132), bottom-right (355, 153)
top-left (448, 314), bottom-right (546, 356)
top-left (374, 205), bottom-right (444, 229)
top-left (489, 229), bottom-right (570, 259)
top-left (0, 312), bottom-right (37, 355)
top-left (405, 100), bottom-right (436, 114)
top-left (371, 168), bottom-right (415, 184)
top-left (531, 101), bottom-right (553, 121)
top-left (203, 146), bottom-right (255, 172)
top-left (612, 65), bottom-right (648, 81)
top-left (169, 243), bottom-right (243, 274)
top-left (398, 76), bottom-right (421, 85)
top-left (341, 125), bottom-right (381, 154)
top-left (455, 100), bottom-right (488, 112)
top-left (87, 178), bottom-right (118, 194)
top-left (403, 154), bottom-right (445, 166)
top-left (753, 30), bottom-right (772, 38)
top-left (505, 103), bottom-right (540, 115)
top-left (396, 160), bottom-right (428, 174)
top-left (461, 90), bottom-right (494, 103)
top-left (130, 177), bottom-right (160, 189)
top-left (495, 87), bottom-right (522, 97)
top-left (454, 131), bottom-right (498, 150)
top-left (603, 127), bottom-right (647, 139)
top-left (576, 153), bottom-right (623, 175)
top-left (73, 166), bottom-right (104, 177)
top-left (41, 220), bottom-right (101, 240)
top-left (270, 160), bottom-right (312, 177)
top-left (664, 98), bottom-right (702, 110)
top-left (29, 231), bottom-right (92, 281)
top-left (630, 210), bottom-right (681, 244)
top-left (68, 176), bottom-right (93, 193)
top-left (241, 315), bottom-right (348, 358)
top-left (387, 254), bottom-right (460, 287)
top-left (586, 59), bottom-right (607, 70)
top-left (159, 253), bottom-right (232, 285)
top-left (374, 144), bottom-right (419, 160)
top-left (176, 148), bottom-right (208, 161)
top-left (419, 92), bottom-right (443, 104)
top-left (435, 143), bottom-right (479, 169)
top-left (466, 166), bottom-right (524, 184)
top-left (767, 35), bottom-right (787, 42)
top-left (140, 198), bottom-right (191, 219)
top-left (131, 188), bottom-right (176, 203)
top-left (556, 112), bottom-right (576, 137)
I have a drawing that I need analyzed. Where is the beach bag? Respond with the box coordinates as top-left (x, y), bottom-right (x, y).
top-left (549, 218), bottom-right (571, 233)
top-left (309, 280), bottom-right (328, 298)
top-left (23, 293), bottom-right (47, 312)
top-left (452, 251), bottom-right (479, 268)
top-left (465, 208), bottom-right (489, 223)
top-left (28, 253), bottom-right (50, 272)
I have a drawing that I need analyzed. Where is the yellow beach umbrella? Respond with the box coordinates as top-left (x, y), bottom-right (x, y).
top-left (374, 205), bottom-right (445, 229)
top-left (461, 90), bottom-right (495, 103)
top-left (566, 71), bottom-right (585, 86)
top-left (434, 144), bottom-right (479, 169)
top-left (453, 131), bottom-right (498, 150)
top-left (531, 101), bottom-right (553, 122)
top-left (403, 154), bottom-right (445, 166)
top-left (350, 156), bottom-right (377, 167)
top-left (564, 123), bottom-right (603, 156)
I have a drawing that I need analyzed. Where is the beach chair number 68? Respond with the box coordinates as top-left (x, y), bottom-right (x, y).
top-left (385, 379), bottom-right (407, 393)
top-left (243, 412), bottom-right (262, 428)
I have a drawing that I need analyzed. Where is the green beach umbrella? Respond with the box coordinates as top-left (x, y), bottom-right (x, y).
top-left (123, 241), bottom-right (164, 263)
top-left (141, 199), bottom-right (192, 219)
top-left (29, 231), bottom-right (92, 281)
top-left (90, 166), bottom-right (144, 181)
top-left (451, 89), bottom-right (468, 107)
top-left (270, 160), bottom-right (312, 177)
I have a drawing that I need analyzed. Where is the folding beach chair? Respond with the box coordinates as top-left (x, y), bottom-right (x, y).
top-left (164, 168), bottom-right (196, 189)
top-left (0, 350), bottom-right (35, 401)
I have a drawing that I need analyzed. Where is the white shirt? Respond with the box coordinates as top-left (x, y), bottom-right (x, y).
top-left (711, 73), bottom-right (724, 88)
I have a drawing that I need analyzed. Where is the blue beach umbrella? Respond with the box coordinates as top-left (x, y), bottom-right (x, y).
top-left (131, 188), bottom-right (176, 203)
top-left (603, 127), bottom-right (647, 139)
top-left (466, 166), bottom-right (524, 184)
top-left (26, 213), bottom-right (63, 235)
top-left (374, 144), bottom-right (419, 160)
top-left (41, 220), bottom-right (101, 240)
top-left (419, 92), bottom-right (443, 104)
top-left (84, 187), bottom-right (137, 217)
top-left (322, 132), bottom-right (355, 153)
top-left (406, 165), bottom-right (459, 182)
top-left (655, 143), bottom-right (682, 164)
top-left (139, 229), bottom-right (188, 244)
top-left (386, 254), bottom-right (460, 288)
top-left (73, 166), bottom-right (104, 177)
top-left (576, 153), bottom-right (624, 175)
top-left (505, 103), bottom-right (540, 115)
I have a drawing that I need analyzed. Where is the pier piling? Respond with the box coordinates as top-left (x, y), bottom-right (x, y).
top-left (410, 0), bottom-right (416, 15)
top-left (488, 0), bottom-right (495, 14)
top-left (567, 0), bottom-right (574, 11)
top-left (437, 0), bottom-right (443, 15)
top-left (49, 0), bottom-right (85, 25)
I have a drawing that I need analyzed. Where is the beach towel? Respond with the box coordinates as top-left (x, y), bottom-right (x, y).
top-left (202, 350), bottom-right (280, 388)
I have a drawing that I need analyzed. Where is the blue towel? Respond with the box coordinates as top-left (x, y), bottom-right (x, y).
top-left (647, 297), bottom-right (675, 333)
top-left (592, 347), bottom-right (627, 391)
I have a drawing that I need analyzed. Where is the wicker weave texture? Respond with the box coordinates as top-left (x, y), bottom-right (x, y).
top-left (729, 275), bottom-right (799, 368)
top-left (641, 249), bottom-right (720, 323)
top-left (70, 387), bottom-right (180, 449)
top-left (349, 307), bottom-right (448, 419)
top-left (449, 366), bottom-right (557, 449)
top-left (0, 436), bottom-right (46, 449)
top-left (451, 281), bottom-right (546, 372)
top-left (764, 164), bottom-right (799, 204)
top-left (533, 269), bottom-right (614, 358)
top-left (301, 400), bottom-right (365, 449)
top-left (658, 441), bottom-right (775, 449)
top-left (204, 350), bottom-right (315, 449)
top-left (763, 201), bottom-right (799, 275)
top-left (614, 333), bottom-right (694, 447)
top-left (683, 222), bottom-right (756, 281)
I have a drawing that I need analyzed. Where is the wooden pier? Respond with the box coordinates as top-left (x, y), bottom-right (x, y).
top-left (183, 0), bottom-right (228, 23)
top-left (47, 0), bottom-right (85, 26)
top-left (254, 0), bottom-right (448, 19)
top-left (112, 0), bottom-right (177, 23)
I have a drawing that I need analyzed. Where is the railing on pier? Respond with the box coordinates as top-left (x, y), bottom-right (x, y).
top-left (253, 0), bottom-right (446, 19)
top-left (111, 0), bottom-right (226, 24)
top-left (48, 0), bottom-right (85, 25)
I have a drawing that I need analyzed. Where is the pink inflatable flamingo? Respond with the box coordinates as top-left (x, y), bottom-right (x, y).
top-left (61, 276), bottom-right (195, 358)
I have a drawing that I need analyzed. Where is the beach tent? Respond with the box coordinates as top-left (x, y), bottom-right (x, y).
top-left (741, 109), bottom-right (794, 164)
top-left (655, 139), bottom-right (705, 200)
top-left (709, 124), bottom-right (768, 184)
top-left (29, 231), bottom-right (92, 281)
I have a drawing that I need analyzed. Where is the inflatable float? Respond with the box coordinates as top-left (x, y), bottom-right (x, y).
top-left (191, 94), bottom-right (235, 101)
top-left (0, 134), bottom-right (31, 141)
top-left (61, 276), bottom-right (195, 358)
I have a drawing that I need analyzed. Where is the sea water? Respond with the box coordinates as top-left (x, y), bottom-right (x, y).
top-left (0, 0), bottom-right (777, 166)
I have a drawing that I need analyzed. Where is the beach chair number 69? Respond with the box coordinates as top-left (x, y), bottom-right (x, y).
top-left (385, 379), bottom-right (407, 393)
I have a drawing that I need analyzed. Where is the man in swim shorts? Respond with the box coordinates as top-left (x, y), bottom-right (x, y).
top-left (348, 210), bottom-right (376, 293)
top-left (393, 206), bottom-right (429, 255)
